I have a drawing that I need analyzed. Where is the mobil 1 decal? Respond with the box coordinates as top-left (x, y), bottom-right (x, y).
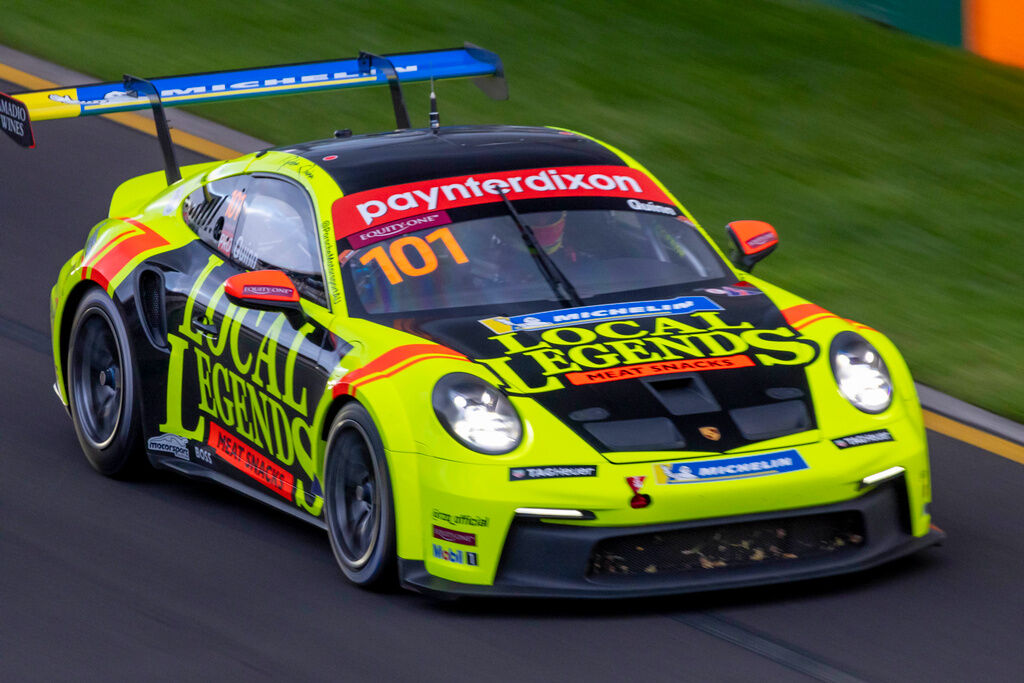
top-left (473, 298), bottom-right (819, 395)
top-left (158, 254), bottom-right (339, 516)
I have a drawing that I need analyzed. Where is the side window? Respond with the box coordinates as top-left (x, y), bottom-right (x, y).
top-left (231, 177), bottom-right (327, 306)
top-left (182, 176), bottom-right (247, 256)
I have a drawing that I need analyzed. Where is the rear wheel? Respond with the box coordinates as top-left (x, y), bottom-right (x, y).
top-left (324, 403), bottom-right (396, 588)
top-left (67, 288), bottom-right (144, 477)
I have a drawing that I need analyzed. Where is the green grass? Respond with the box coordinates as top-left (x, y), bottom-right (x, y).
top-left (3, 0), bottom-right (1022, 420)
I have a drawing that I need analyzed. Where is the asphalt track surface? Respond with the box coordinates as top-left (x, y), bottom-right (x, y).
top-left (2, 80), bottom-right (1022, 682)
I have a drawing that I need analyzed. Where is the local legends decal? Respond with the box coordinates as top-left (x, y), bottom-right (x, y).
top-left (474, 310), bottom-right (819, 394)
top-left (332, 165), bottom-right (673, 235)
top-left (832, 429), bottom-right (894, 449)
top-left (159, 254), bottom-right (327, 516)
top-left (653, 450), bottom-right (809, 484)
top-left (478, 296), bottom-right (723, 333)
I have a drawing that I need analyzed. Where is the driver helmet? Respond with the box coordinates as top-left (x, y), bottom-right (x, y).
top-left (530, 211), bottom-right (566, 254)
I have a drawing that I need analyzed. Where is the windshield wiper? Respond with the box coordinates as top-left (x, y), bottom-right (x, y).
top-left (497, 191), bottom-right (584, 308)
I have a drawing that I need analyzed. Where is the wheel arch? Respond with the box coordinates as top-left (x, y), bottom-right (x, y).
top-left (57, 279), bottom-right (106, 399)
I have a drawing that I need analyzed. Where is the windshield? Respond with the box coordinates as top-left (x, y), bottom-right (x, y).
top-left (340, 206), bottom-right (729, 315)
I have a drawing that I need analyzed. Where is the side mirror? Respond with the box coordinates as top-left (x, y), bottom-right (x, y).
top-left (224, 270), bottom-right (305, 326)
top-left (725, 220), bottom-right (778, 272)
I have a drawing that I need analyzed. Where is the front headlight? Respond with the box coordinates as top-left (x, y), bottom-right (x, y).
top-left (432, 373), bottom-right (523, 454)
top-left (830, 332), bottom-right (893, 413)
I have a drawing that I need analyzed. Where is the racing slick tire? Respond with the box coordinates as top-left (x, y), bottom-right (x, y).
top-left (67, 288), bottom-right (146, 477)
top-left (324, 403), bottom-right (397, 588)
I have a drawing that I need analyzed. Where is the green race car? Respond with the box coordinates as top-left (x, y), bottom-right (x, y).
top-left (5, 46), bottom-right (942, 597)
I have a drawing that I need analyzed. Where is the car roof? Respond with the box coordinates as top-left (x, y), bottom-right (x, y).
top-left (279, 125), bottom-right (627, 194)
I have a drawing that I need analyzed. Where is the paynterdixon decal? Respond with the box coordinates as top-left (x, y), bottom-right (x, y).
top-left (160, 254), bottom-right (324, 515)
top-left (476, 312), bottom-right (818, 394)
top-left (478, 296), bottom-right (722, 334)
top-left (332, 165), bottom-right (672, 234)
top-left (653, 450), bottom-right (808, 484)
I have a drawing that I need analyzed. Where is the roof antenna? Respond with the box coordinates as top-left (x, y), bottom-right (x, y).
top-left (429, 77), bottom-right (440, 133)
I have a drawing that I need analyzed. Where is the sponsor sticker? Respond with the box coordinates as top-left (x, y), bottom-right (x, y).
top-left (333, 165), bottom-right (671, 234)
top-left (241, 284), bottom-right (294, 298)
top-left (147, 433), bottom-right (190, 461)
top-left (832, 429), bottom-right (894, 449)
top-left (626, 198), bottom-right (678, 215)
top-left (654, 449), bottom-right (808, 484)
top-left (701, 285), bottom-right (762, 297)
top-left (746, 232), bottom-right (777, 249)
top-left (509, 465), bottom-right (597, 481)
top-left (566, 354), bottom-right (755, 385)
top-left (347, 211), bottom-right (451, 247)
top-left (433, 525), bottom-right (477, 546)
top-left (626, 476), bottom-right (651, 509)
top-left (0, 92), bottom-right (35, 148)
top-left (208, 423), bottom-right (294, 499)
top-left (193, 445), bottom-right (214, 464)
top-left (432, 510), bottom-right (489, 527)
top-left (432, 544), bottom-right (479, 566)
top-left (480, 296), bottom-right (723, 333)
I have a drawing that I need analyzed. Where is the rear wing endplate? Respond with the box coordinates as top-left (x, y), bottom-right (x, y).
top-left (3, 44), bottom-right (507, 181)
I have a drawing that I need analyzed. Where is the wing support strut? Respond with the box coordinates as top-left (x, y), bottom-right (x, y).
top-left (357, 52), bottom-right (411, 130)
top-left (123, 74), bottom-right (181, 185)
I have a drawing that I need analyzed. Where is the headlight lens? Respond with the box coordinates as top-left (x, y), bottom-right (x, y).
top-left (432, 373), bottom-right (522, 454)
top-left (830, 332), bottom-right (893, 413)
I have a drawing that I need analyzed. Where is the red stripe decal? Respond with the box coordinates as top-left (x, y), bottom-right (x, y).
top-left (82, 218), bottom-right (169, 288)
top-left (332, 344), bottom-right (469, 398)
top-left (781, 303), bottom-right (842, 330)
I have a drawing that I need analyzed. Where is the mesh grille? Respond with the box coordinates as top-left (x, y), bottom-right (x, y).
top-left (138, 270), bottom-right (166, 344)
top-left (588, 511), bottom-right (864, 578)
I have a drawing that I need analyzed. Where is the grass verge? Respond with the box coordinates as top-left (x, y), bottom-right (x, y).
top-left (2, 0), bottom-right (1022, 420)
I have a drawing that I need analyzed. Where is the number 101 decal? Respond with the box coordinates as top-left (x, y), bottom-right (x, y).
top-left (358, 226), bottom-right (468, 284)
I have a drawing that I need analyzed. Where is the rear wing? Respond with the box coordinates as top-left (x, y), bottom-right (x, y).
top-left (2, 44), bottom-right (506, 181)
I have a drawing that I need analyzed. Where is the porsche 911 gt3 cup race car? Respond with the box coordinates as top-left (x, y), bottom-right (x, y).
top-left (3, 45), bottom-right (942, 597)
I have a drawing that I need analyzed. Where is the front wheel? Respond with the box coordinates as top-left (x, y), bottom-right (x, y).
top-left (324, 403), bottom-right (397, 588)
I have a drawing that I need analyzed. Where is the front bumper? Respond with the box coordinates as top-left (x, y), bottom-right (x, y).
top-left (400, 477), bottom-right (943, 598)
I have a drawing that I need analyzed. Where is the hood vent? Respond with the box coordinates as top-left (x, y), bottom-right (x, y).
top-left (584, 418), bottom-right (686, 451)
top-left (644, 375), bottom-right (721, 415)
top-left (729, 400), bottom-right (811, 441)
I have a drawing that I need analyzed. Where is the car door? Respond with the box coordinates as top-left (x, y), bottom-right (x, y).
top-left (166, 173), bottom-right (339, 517)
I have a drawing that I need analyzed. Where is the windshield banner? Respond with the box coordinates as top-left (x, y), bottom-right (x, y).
top-left (333, 165), bottom-right (674, 238)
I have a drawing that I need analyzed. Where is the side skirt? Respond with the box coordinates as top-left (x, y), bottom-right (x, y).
top-left (149, 452), bottom-right (327, 530)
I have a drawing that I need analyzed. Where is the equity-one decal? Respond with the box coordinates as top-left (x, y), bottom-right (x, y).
top-left (160, 255), bottom-right (323, 515)
top-left (476, 310), bottom-right (818, 393)
top-left (333, 165), bottom-right (671, 233)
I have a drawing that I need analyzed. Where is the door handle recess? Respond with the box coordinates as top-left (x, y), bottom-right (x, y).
top-left (191, 317), bottom-right (219, 339)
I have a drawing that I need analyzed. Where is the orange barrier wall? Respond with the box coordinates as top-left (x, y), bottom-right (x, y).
top-left (965, 0), bottom-right (1024, 68)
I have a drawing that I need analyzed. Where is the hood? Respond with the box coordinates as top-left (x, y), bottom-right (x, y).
top-left (396, 284), bottom-right (821, 459)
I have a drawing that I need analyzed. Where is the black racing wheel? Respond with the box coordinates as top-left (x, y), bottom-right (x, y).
top-left (67, 288), bottom-right (145, 477)
top-left (324, 402), bottom-right (397, 588)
